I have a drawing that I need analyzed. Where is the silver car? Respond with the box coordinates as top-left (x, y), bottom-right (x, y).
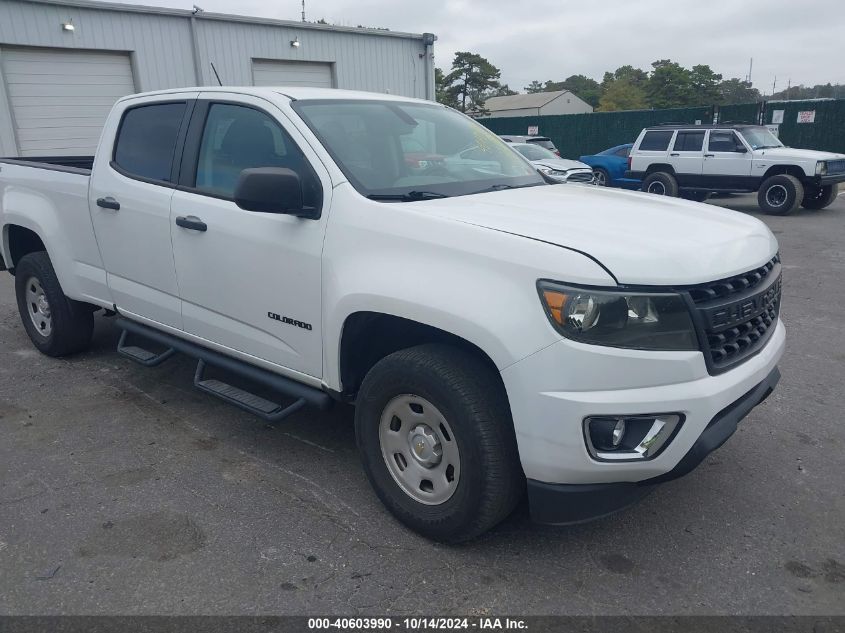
top-left (510, 143), bottom-right (595, 184)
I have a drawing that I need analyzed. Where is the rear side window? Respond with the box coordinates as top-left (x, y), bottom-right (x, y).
top-left (673, 131), bottom-right (705, 152)
top-left (638, 131), bottom-right (674, 151)
top-left (113, 103), bottom-right (186, 182)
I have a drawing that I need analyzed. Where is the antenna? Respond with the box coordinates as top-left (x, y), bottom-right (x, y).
top-left (210, 62), bottom-right (222, 86)
top-left (301, 0), bottom-right (305, 22)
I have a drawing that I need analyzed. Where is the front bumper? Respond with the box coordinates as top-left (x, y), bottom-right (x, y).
top-left (526, 366), bottom-right (780, 524)
top-left (817, 174), bottom-right (845, 186)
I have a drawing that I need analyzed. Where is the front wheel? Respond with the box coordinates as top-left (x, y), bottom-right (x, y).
top-left (801, 184), bottom-right (838, 210)
top-left (14, 251), bottom-right (94, 356)
top-left (758, 174), bottom-right (804, 215)
top-left (355, 344), bottom-right (523, 542)
top-left (641, 171), bottom-right (679, 197)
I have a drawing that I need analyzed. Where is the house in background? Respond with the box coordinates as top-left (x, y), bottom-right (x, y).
top-left (480, 90), bottom-right (593, 118)
top-left (0, 0), bottom-right (436, 157)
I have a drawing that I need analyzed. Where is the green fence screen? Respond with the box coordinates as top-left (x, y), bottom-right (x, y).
top-left (477, 99), bottom-right (845, 158)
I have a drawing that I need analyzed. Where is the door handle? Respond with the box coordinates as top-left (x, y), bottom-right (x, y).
top-left (175, 215), bottom-right (207, 232)
top-left (704, 153), bottom-right (715, 158)
top-left (96, 196), bottom-right (120, 210)
top-left (669, 153), bottom-right (680, 157)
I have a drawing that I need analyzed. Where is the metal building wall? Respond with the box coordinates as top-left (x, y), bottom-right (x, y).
top-left (0, 0), bottom-right (435, 156)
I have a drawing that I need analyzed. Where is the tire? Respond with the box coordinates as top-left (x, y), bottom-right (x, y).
top-left (641, 171), bottom-right (679, 197)
top-left (354, 344), bottom-right (523, 542)
top-left (593, 168), bottom-right (610, 187)
top-left (758, 174), bottom-right (804, 215)
top-left (14, 251), bottom-right (94, 357)
top-left (801, 184), bottom-right (838, 210)
top-left (680, 190), bottom-right (711, 202)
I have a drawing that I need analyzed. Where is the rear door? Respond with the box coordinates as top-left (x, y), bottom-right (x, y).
top-left (169, 94), bottom-right (330, 379)
top-left (667, 130), bottom-right (705, 186)
top-left (702, 130), bottom-right (752, 182)
top-left (89, 94), bottom-right (197, 329)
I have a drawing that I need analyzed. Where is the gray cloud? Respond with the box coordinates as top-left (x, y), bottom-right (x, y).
top-left (112, 0), bottom-right (845, 94)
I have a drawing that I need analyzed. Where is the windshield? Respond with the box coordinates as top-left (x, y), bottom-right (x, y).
top-left (292, 99), bottom-right (544, 200)
top-left (514, 144), bottom-right (558, 161)
top-left (740, 126), bottom-right (784, 150)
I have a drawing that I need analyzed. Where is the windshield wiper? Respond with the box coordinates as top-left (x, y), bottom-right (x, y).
top-left (472, 182), bottom-right (544, 195)
top-left (367, 190), bottom-right (450, 202)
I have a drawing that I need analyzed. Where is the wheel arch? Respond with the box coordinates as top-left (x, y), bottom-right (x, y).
top-left (645, 163), bottom-right (676, 175)
top-left (3, 224), bottom-right (46, 273)
top-left (761, 164), bottom-right (806, 182)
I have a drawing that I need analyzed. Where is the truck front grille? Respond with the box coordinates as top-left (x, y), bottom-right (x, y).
top-left (687, 256), bottom-right (782, 373)
top-left (826, 159), bottom-right (845, 175)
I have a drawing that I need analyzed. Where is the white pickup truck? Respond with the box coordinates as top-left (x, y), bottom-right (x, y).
top-left (0, 87), bottom-right (785, 541)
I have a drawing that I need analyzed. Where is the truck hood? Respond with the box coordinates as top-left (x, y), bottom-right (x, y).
top-left (421, 185), bottom-right (778, 285)
top-left (755, 147), bottom-right (845, 161)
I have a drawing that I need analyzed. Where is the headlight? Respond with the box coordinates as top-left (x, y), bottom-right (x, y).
top-left (538, 281), bottom-right (698, 351)
top-left (538, 167), bottom-right (566, 176)
top-left (816, 161), bottom-right (828, 176)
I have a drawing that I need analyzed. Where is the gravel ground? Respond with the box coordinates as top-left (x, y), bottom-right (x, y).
top-left (0, 193), bottom-right (843, 615)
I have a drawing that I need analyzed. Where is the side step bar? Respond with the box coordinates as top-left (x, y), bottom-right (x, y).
top-left (115, 318), bottom-right (332, 419)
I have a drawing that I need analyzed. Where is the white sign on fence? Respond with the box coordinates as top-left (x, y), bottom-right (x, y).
top-left (766, 124), bottom-right (780, 138)
top-left (527, 125), bottom-right (539, 135)
top-left (797, 110), bottom-right (816, 124)
top-left (772, 110), bottom-right (784, 124)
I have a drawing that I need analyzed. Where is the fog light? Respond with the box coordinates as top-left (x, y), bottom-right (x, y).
top-left (584, 414), bottom-right (683, 461)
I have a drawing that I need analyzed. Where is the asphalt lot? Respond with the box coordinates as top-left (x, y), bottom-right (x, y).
top-left (1, 192), bottom-right (843, 615)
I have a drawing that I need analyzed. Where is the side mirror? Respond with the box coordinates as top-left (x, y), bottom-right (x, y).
top-left (234, 167), bottom-right (317, 218)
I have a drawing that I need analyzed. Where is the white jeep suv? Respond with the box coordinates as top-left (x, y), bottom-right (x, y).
top-left (627, 124), bottom-right (845, 214)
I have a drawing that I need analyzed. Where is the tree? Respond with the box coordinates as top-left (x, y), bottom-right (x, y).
top-left (485, 84), bottom-right (518, 98)
top-left (646, 59), bottom-right (695, 108)
top-left (435, 67), bottom-right (458, 108)
top-left (442, 51), bottom-right (503, 114)
top-left (718, 78), bottom-right (761, 105)
top-left (524, 80), bottom-right (545, 94)
top-left (558, 74), bottom-right (601, 108)
top-left (689, 64), bottom-right (722, 105)
top-left (602, 65), bottom-right (649, 90)
top-left (598, 80), bottom-right (649, 111)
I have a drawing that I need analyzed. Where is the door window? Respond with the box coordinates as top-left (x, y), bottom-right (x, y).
top-left (708, 131), bottom-right (744, 153)
top-left (673, 131), bottom-right (705, 152)
top-left (194, 103), bottom-right (321, 207)
top-left (638, 131), bottom-right (674, 151)
top-left (113, 102), bottom-right (186, 182)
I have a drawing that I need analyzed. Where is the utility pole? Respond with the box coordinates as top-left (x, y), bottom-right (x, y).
top-left (772, 76), bottom-right (777, 97)
top-left (301, 0), bottom-right (305, 22)
top-left (746, 57), bottom-right (753, 84)
top-left (786, 78), bottom-right (791, 100)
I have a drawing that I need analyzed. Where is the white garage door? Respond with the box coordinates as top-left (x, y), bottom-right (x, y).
top-left (1, 47), bottom-right (135, 157)
top-left (252, 60), bottom-right (334, 89)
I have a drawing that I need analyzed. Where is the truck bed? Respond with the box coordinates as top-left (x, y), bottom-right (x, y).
top-left (0, 155), bottom-right (94, 174)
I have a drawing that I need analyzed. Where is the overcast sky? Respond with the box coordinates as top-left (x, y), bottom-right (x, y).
top-left (115, 0), bottom-right (845, 94)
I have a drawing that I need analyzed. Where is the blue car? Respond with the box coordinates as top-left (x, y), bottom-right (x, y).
top-left (578, 143), bottom-right (640, 189)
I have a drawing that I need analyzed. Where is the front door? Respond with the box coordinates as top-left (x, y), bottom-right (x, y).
top-left (702, 130), bottom-right (753, 185)
top-left (169, 95), bottom-right (329, 379)
top-left (89, 95), bottom-right (197, 329)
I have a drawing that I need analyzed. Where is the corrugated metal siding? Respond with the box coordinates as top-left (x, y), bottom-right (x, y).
top-left (2, 47), bottom-right (134, 155)
top-left (252, 60), bottom-right (334, 88)
top-left (0, 0), bottom-right (432, 156)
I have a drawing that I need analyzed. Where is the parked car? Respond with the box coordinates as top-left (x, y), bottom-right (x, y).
top-left (1, 87), bottom-right (784, 542)
top-left (499, 134), bottom-right (560, 156)
top-left (579, 143), bottom-right (640, 189)
top-left (510, 142), bottom-right (595, 184)
top-left (627, 123), bottom-right (845, 213)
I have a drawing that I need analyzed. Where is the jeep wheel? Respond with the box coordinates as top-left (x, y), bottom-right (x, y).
top-left (758, 174), bottom-right (804, 215)
top-left (355, 344), bottom-right (523, 542)
top-left (801, 184), bottom-right (838, 210)
top-left (642, 171), bottom-right (679, 197)
top-left (14, 251), bottom-right (94, 357)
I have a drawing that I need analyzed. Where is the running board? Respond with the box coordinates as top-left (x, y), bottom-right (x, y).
top-left (115, 318), bottom-right (332, 419)
top-left (117, 330), bottom-right (176, 367)
top-left (193, 360), bottom-right (307, 422)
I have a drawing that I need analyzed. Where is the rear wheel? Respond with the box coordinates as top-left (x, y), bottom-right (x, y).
top-left (758, 174), bottom-right (804, 215)
top-left (355, 344), bottom-right (523, 542)
top-left (14, 251), bottom-right (94, 357)
top-left (641, 171), bottom-right (679, 197)
top-left (593, 168), bottom-right (610, 187)
top-left (801, 184), bottom-right (838, 210)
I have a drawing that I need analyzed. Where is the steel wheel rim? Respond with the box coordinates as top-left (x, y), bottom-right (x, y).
top-left (647, 181), bottom-right (666, 195)
top-left (25, 276), bottom-right (52, 338)
top-left (766, 184), bottom-right (788, 207)
top-left (378, 394), bottom-right (461, 505)
top-left (594, 170), bottom-right (606, 186)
